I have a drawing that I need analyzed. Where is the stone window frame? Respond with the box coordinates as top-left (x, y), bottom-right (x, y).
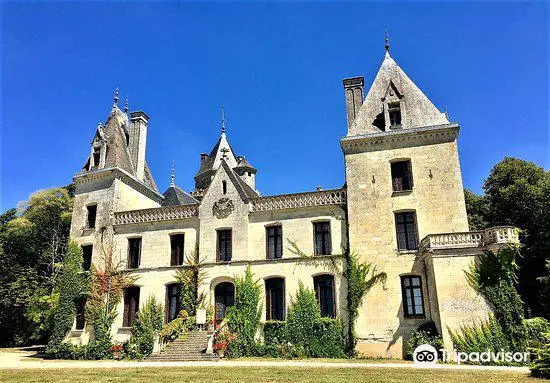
top-left (312, 220), bottom-right (332, 256)
top-left (390, 158), bottom-right (414, 195)
top-left (400, 274), bottom-right (426, 318)
top-left (85, 203), bottom-right (98, 229)
top-left (313, 273), bottom-right (336, 318)
top-left (127, 237), bottom-right (142, 269)
top-left (264, 276), bottom-right (286, 321)
top-left (265, 223), bottom-right (283, 260)
top-left (394, 210), bottom-right (419, 252)
top-left (169, 233), bottom-right (185, 266)
top-left (216, 228), bottom-right (232, 262)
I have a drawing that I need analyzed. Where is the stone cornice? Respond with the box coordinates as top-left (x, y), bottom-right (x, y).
top-left (74, 166), bottom-right (164, 203)
top-left (340, 123), bottom-right (460, 154)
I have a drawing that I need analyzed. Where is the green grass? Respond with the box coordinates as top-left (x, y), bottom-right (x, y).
top-left (0, 367), bottom-right (536, 383)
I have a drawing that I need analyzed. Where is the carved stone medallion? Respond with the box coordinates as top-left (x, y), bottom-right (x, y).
top-left (213, 198), bottom-right (234, 219)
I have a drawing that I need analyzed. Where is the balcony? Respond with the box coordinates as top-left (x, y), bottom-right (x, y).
top-left (420, 226), bottom-right (520, 253)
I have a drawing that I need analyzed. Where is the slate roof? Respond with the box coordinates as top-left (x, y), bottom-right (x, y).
top-left (162, 184), bottom-right (199, 206)
top-left (235, 156), bottom-right (257, 173)
top-left (349, 51), bottom-right (449, 136)
top-left (220, 160), bottom-right (259, 201)
top-left (194, 132), bottom-right (238, 179)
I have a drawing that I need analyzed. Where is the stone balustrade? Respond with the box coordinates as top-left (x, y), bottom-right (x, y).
top-left (114, 204), bottom-right (198, 225)
top-left (420, 226), bottom-right (520, 251)
top-left (250, 188), bottom-right (347, 212)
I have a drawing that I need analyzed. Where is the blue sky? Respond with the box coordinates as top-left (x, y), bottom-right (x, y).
top-left (1, 1), bottom-right (548, 211)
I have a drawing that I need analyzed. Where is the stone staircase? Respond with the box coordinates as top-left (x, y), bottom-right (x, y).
top-left (147, 331), bottom-right (219, 361)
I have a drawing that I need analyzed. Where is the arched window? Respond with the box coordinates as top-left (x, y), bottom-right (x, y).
top-left (214, 282), bottom-right (235, 324)
top-left (222, 180), bottom-right (227, 195)
top-left (265, 278), bottom-right (285, 321)
top-left (313, 274), bottom-right (335, 318)
top-left (166, 283), bottom-right (182, 323)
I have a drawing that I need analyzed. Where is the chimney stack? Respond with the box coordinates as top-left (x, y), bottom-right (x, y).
top-left (343, 76), bottom-right (364, 130)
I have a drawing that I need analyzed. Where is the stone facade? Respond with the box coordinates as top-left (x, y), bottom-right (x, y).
top-left (67, 47), bottom-right (519, 357)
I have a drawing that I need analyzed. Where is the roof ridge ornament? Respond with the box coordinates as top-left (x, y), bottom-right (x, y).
top-left (385, 29), bottom-right (391, 57)
top-left (124, 95), bottom-right (129, 113)
top-left (221, 105), bottom-right (226, 134)
top-left (170, 160), bottom-right (175, 187)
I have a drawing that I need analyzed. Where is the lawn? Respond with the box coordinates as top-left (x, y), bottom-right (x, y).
top-left (0, 367), bottom-right (537, 383)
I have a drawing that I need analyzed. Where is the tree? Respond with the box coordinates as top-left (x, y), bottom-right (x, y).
top-left (0, 186), bottom-right (74, 346)
top-left (464, 158), bottom-right (549, 318)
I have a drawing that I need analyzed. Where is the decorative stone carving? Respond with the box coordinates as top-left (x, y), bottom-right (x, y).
top-left (213, 198), bottom-right (234, 219)
top-left (251, 189), bottom-right (346, 212)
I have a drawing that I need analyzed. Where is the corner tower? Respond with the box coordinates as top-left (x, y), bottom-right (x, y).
top-left (341, 41), bottom-right (469, 357)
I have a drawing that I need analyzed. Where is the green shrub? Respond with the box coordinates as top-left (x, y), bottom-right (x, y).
top-left (159, 310), bottom-right (196, 343)
top-left (466, 247), bottom-right (528, 353)
top-left (252, 342), bottom-right (282, 358)
top-left (127, 296), bottom-right (163, 359)
top-left (405, 321), bottom-right (444, 360)
top-left (309, 317), bottom-right (346, 358)
top-left (525, 317), bottom-right (550, 348)
top-left (225, 265), bottom-right (262, 355)
top-left (530, 332), bottom-right (550, 379)
top-left (450, 315), bottom-right (517, 365)
top-left (285, 283), bottom-right (346, 358)
top-left (285, 283), bottom-right (320, 348)
top-left (263, 321), bottom-right (287, 346)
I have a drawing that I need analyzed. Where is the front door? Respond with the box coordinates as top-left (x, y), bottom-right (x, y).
top-left (214, 282), bottom-right (235, 325)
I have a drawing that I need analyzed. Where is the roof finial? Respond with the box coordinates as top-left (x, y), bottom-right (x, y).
top-left (170, 160), bottom-right (175, 187)
top-left (221, 106), bottom-right (226, 134)
top-left (113, 87), bottom-right (119, 106)
top-left (444, 107), bottom-right (449, 120)
top-left (385, 29), bottom-right (390, 54)
top-left (124, 95), bottom-right (129, 113)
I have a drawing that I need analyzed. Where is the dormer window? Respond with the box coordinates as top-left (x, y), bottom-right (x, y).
top-left (388, 102), bottom-right (402, 127)
top-left (93, 147), bottom-right (101, 167)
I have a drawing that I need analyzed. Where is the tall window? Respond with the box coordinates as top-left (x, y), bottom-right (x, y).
top-left (313, 222), bottom-right (332, 255)
top-left (170, 234), bottom-right (185, 266)
top-left (395, 212), bottom-right (418, 251)
top-left (75, 297), bottom-right (86, 330)
top-left (401, 275), bottom-right (425, 317)
top-left (314, 275), bottom-right (335, 318)
top-left (86, 205), bottom-right (97, 229)
top-left (127, 238), bottom-right (142, 268)
top-left (265, 278), bottom-right (285, 321)
top-left (391, 160), bottom-right (413, 192)
top-left (388, 102), bottom-right (402, 126)
top-left (166, 284), bottom-right (181, 323)
top-left (217, 229), bottom-right (232, 262)
top-left (123, 286), bottom-right (140, 327)
top-left (81, 245), bottom-right (93, 271)
top-left (266, 225), bottom-right (283, 259)
top-left (222, 180), bottom-right (227, 195)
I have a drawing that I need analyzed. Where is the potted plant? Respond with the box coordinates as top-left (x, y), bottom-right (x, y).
top-left (111, 344), bottom-right (123, 360)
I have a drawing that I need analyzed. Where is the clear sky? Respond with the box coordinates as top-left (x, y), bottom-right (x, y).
top-left (1, 1), bottom-right (548, 211)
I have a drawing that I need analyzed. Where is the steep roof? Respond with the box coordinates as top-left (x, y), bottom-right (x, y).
top-left (220, 160), bottom-right (259, 201)
top-left (349, 51), bottom-right (449, 136)
top-left (162, 184), bottom-right (199, 206)
top-left (195, 132), bottom-right (238, 179)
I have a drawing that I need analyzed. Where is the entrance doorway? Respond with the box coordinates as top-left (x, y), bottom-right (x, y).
top-left (214, 282), bottom-right (235, 325)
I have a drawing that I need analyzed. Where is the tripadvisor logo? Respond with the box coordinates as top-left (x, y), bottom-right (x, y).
top-left (412, 344), bottom-right (530, 365)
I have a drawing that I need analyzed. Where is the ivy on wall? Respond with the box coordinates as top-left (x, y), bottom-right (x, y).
top-left (46, 240), bottom-right (89, 351)
top-left (174, 245), bottom-right (207, 316)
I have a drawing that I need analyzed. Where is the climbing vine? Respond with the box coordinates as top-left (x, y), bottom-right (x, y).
top-left (174, 245), bottom-right (207, 316)
top-left (46, 239), bottom-right (90, 352)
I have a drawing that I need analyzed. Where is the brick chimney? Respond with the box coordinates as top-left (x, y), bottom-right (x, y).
top-left (343, 76), bottom-right (364, 130)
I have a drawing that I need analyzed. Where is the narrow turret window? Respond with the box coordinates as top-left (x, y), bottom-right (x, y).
top-left (222, 180), bottom-right (227, 195)
top-left (86, 205), bottom-right (97, 229)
